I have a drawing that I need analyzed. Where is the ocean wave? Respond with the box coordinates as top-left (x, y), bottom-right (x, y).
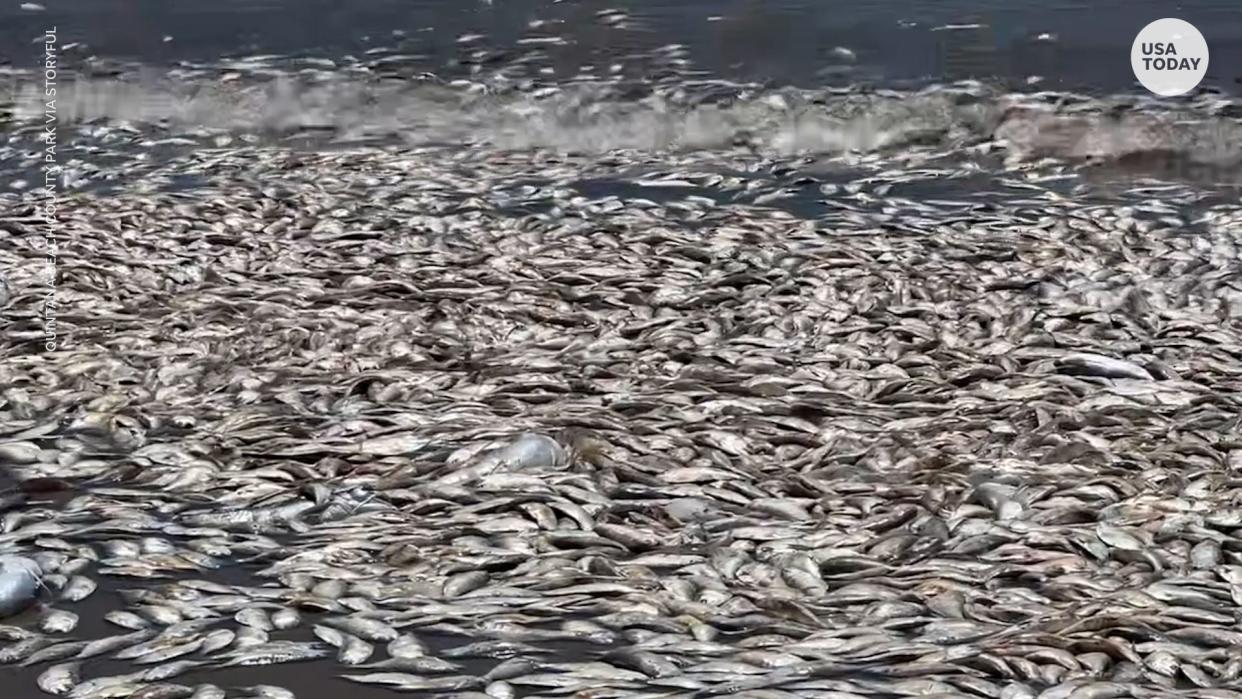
top-left (4, 69), bottom-right (1241, 176)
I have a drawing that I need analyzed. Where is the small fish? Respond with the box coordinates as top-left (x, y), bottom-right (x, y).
top-left (0, 624), bottom-right (33, 641)
top-left (363, 655), bottom-right (463, 673)
top-left (36, 661), bottom-right (80, 696)
top-left (136, 604), bottom-right (184, 626)
top-left (312, 624), bottom-right (346, 648)
top-left (443, 571), bottom-right (490, 598)
top-left (128, 684), bottom-right (197, 699)
top-left (338, 634), bottom-right (374, 665)
top-left (65, 674), bottom-right (144, 699)
top-left (343, 673), bottom-right (483, 691)
top-left (78, 630), bottom-right (156, 660)
top-left (1055, 353), bottom-right (1153, 381)
top-left (58, 577), bottom-right (97, 603)
top-left (270, 608), bottom-right (300, 630)
top-left (20, 640), bottom-right (88, 666)
top-left (441, 640), bottom-right (546, 659)
top-left (602, 648), bottom-right (681, 678)
top-left (141, 660), bottom-right (207, 681)
top-left (241, 686), bottom-right (295, 699)
top-left (322, 616), bottom-right (397, 642)
top-left (40, 610), bottom-right (80, 635)
top-left (222, 640), bottom-right (329, 666)
top-left (386, 634), bottom-right (427, 659)
top-left (0, 636), bottom-right (53, 663)
top-left (485, 680), bottom-right (516, 699)
top-left (235, 608), bottom-right (273, 631)
top-left (485, 658), bottom-right (541, 681)
top-left (232, 626), bottom-right (270, 649)
top-left (104, 611), bottom-right (151, 630)
top-left (830, 46), bottom-right (857, 62)
top-left (133, 638), bottom-right (204, 665)
top-left (310, 580), bottom-right (346, 599)
top-left (200, 629), bottom-right (235, 654)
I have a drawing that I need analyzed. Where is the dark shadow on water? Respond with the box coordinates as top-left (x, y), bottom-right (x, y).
top-left (0, 556), bottom-right (614, 698)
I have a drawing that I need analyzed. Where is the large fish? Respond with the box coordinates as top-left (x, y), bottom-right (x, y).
top-left (0, 555), bottom-right (42, 617)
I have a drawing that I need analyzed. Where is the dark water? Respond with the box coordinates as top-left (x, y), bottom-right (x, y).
top-left (0, 479), bottom-right (618, 698)
top-left (0, 561), bottom-right (598, 698)
top-left (1, 0), bottom-right (1240, 193)
top-left (2, 0), bottom-right (1241, 93)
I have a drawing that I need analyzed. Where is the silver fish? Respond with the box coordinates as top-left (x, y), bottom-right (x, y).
top-left (40, 609), bottom-right (80, 634)
top-left (338, 633), bottom-right (374, 665)
top-left (58, 576), bottom-right (97, 603)
top-left (221, 640), bottom-right (329, 666)
top-left (36, 661), bottom-right (80, 696)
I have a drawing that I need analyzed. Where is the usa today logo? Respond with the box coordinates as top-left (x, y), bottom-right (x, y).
top-left (1131, 18), bottom-right (1209, 96)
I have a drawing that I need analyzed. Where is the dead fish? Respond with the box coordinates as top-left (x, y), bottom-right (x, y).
top-left (133, 638), bottom-right (205, 665)
top-left (386, 634), bottom-right (428, 659)
top-left (127, 685), bottom-right (196, 699)
top-left (58, 576), bottom-right (96, 603)
top-left (77, 630), bottom-right (155, 660)
top-left (270, 608), bottom-right (301, 630)
top-left (135, 605), bottom-right (183, 626)
top-left (338, 633), bottom-right (374, 665)
top-left (312, 624), bottom-right (346, 648)
top-left (235, 608), bottom-right (273, 631)
top-left (310, 579), bottom-right (346, 599)
top-left (441, 640), bottom-right (547, 659)
top-left (40, 609), bottom-right (79, 634)
top-left (485, 658), bottom-right (542, 681)
top-left (200, 629), bottom-right (235, 654)
top-left (0, 555), bottom-right (43, 617)
top-left (321, 616), bottom-right (398, 642)
top-left (36, 661), bottom-right (80, 695)
top-left (104, 611), bottom-right (151, 630)
top-left (362, 655), bottom-right (463, 673)
top-left (20, 640), bottom-right (88, 666)
top-left (343, 673), bottom-right (483, 691)
top-left (0, 636), bottom-right (53, 663)
top-left (239, 687), bottom-right (296, 699)
top-left (65, 673), bottom-right (147, 699)
top-left (1055, 353), bottom-right (1154, 381)
top-left (0, 624), bottom-right (32, 642)
top-left (443, 571), bottom-right (490, 598)
top-left (602, 648), bottom-right (681, 677)
top-left (221, 640), bottom-right (329, 666)
top-left (232, 626), bottom-right (270, 649)
top-left (141, 660), bottom-right (208, 681)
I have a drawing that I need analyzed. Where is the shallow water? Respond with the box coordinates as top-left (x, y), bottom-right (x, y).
top-left (3, 0), bottom-right (1242, 92)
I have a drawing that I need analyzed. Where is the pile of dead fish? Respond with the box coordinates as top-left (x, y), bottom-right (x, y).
top-left (1, 78), bottom-right (1242, 699)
